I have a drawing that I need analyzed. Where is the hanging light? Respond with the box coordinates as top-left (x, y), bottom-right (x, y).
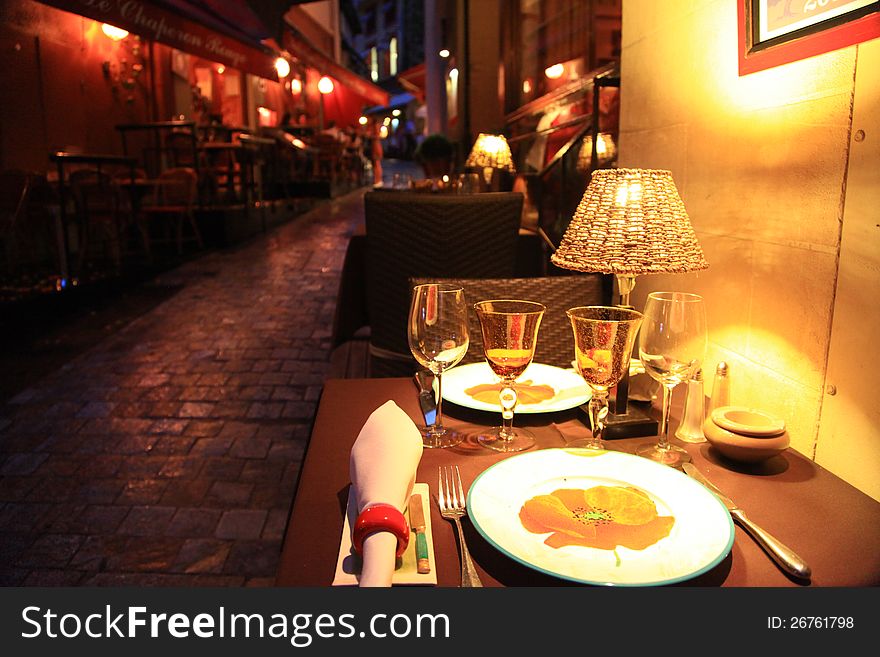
top-left (102, 24), bottom-right (129, 41)
top-left (318, 76), bottom-right (334, 94)
top-left (358, 116), bottom-right (368, 125)
top-left (275, 57), bottom-right (290, 77)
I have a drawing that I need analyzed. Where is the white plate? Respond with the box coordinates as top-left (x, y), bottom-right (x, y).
top-left (439, 362), bottom-right (591, 414)
top-left (467, 449), bottom-right (734, 586)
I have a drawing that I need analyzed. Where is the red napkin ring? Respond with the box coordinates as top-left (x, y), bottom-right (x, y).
top-left (352, 503), bottom-right (410, 558)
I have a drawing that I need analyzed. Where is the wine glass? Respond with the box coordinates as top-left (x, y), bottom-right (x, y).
top-left (408, 283), bottom-right (470, 448)
top-left (637, 291), bottom-right (708, 466)
top-left (473, 300), bottom-right (546, 452)
top-left (566, 306), bottom-right (644, 450)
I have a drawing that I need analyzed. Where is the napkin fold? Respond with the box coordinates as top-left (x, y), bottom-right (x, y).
top-left (350, 400), bottom-right (423, 587)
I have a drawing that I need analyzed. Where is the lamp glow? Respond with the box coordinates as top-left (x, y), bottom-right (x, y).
top-left (318, 76), bottom-right (334, 94)
top-left (274, 57), bottom-right (290, 77)
top-left (102, 24), bottom-right (129, 41)
top-left (217, 65), bottom-right (225, 74)
top-left (358, 116), bottom-right (368, 125)
top-left (439, 48), bottom-right (450, 58)
top-left (392, 109), bottom-right (401, 117)
top-left (544, 63), bottom-right (564, 79)
top-left (290, 77), bottom-right (302, 94)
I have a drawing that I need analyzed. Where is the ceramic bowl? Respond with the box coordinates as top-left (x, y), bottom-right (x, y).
top-left (703, 416), bottom-right (790, 463)
top-left (710, 406), bottom-right (785, 437)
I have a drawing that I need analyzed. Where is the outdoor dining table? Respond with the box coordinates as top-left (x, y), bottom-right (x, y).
top-left (276, 377), bottom-right (880, 587)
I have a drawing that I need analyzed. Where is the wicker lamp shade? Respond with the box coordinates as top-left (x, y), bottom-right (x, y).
top-left (551, 168), bottom-right (708, 275)
top-left (465, 133), bottom-right (515, 172)
top-left (576, 133), bottom-right (617, 172)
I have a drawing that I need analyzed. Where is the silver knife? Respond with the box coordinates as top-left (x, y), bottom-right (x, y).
top-left (682, 463), bottom-right (811, 580)
top-left (413, 370), bottom-right (437, 426)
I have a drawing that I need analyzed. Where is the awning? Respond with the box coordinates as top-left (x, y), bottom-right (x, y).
top-left (364, 92), bottom-right (416, 115)
top-left (397, 63), bottom-right (425, 103)
top-left (36, 0), bottom-right (280, 80)
top-left (282, 25), bottom-right (389, 108)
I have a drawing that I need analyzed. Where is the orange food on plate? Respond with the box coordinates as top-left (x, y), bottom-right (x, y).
top-left (519, 486), bottom-right (674, 551)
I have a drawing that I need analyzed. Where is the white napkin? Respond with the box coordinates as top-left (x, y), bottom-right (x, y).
top-left (349, 400), bottom-right (423, 587)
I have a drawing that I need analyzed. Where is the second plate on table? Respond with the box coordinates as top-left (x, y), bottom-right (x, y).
top-left (438, 362), bottom-right (591, 414)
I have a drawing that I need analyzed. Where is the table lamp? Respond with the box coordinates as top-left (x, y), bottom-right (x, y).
top-left (576, 133), bottom-right (617, 173)
top-left (551, 168), bottom-right (709, 437)
top-left (465, 133), bottom-right (515, 191)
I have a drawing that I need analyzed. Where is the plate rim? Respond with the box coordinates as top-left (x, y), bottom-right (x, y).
top-left (439, 362), bottom-right (591, 414)
top-left (466, 448), bottom-right (735, 586)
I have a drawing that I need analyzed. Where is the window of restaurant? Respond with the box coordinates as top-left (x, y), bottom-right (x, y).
top-left (370, 45), bottom-right (379, 81)
top-left (389, 36), bottom-right (399, 76)
top-left (166, 47), bottom-right (244, 129)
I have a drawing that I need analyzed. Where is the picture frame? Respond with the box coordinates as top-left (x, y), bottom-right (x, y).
top-left (738, 0), bottom-right (880, 75)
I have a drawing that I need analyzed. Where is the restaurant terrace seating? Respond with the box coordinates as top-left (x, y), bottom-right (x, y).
top-left (69, 168), bottom-right (126, 273)
top-left (363, 190), bottom-right (524, 377)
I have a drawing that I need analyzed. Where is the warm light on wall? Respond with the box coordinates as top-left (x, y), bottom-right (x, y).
top-left (102, 24), bottom-right (129, 41)
top-left (522, 79), bottom-right (532, 94)
top-left (318, 76), bottom-right (334, 94)
top-left (216, 65), bottom-right (225, 74)
top-left (544, 63), bottom-right (564, 79)
top-left (290, 77), bottom-right (302, 94)
top-left (274, 57), bottom-right (290, 77)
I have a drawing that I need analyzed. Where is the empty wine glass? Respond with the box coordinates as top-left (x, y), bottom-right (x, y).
top-left (473, 300), bottom-right (545, 452)
top-left (566, 306), bottom-right (643, 450)
top-left (637, 291), bottom-right (708, 466)
top-left (408, 284), bottom-right (470, 448)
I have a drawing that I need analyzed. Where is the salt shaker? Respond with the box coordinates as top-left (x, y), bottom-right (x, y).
top-left (709, 361), bottom-right (730, 413)
top-left (676, 368), bottom-right (706, 443)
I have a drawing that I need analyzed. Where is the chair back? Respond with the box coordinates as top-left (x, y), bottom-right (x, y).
top-left (155, 167), bottom-right (197, 207)
top-left (364, 190), bottom-right (523, 372)
top-left (409, 275), bottom-right (610, 369)
top-left (164, 131), bottom-right (198, 168)
top-left (69, 169), bottom-right (119, 219)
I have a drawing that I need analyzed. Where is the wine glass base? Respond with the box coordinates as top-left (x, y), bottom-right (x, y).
top-left (477, 427), bottom-right (536, 453)
top-left (564, 439), bottom-right (630, 454)
top-left (635, 442), bottom-right (692, 466)
top-left (419, 426), bottom-right (464, 449)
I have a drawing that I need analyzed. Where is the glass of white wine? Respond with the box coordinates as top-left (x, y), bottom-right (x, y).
top-left (637, 292), bottom-right (708, 466)
top-left (566, 306), bottom-right (644, 450)
top-left (473, 300), bottom-right (546, 452)
top-left (408, 284), bottom-right (470, 448)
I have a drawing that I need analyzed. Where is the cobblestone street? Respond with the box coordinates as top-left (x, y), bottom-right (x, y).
top-left (0, 188), bottom-right (368, 586)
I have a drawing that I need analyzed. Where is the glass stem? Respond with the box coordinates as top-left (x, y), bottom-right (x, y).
top-left (434, 369), bottom-right (444, 430)
top-left (657, 383), bottom-right (675, 450)
top-left (586, 389), bottom-right (609, 449)
top-left (499, 378), bottom-right (517, 441)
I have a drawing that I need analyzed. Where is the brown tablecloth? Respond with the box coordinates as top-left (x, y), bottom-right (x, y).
top-left (276, 377), bottom-right (880, 587)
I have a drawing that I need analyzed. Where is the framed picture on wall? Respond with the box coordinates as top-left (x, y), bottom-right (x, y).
top-left (738, 0), bottom-right (880, 75)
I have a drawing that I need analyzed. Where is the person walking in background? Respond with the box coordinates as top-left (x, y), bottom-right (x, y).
top-left (370, 120), bottom-right (384, 186)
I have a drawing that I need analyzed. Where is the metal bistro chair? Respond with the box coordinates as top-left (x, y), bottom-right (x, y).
top-left (138, 167), bottom-right (202, 256)
top-left (409, 274), bottom-right (611, 370)
top-left (68, 168), bottom-right (126, 274)
top-left (363, 190), bottom-right (524, 377)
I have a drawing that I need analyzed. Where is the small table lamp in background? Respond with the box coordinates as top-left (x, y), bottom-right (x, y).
top-left (465, 133), bottom-right (515, 191)
top-left (576, 132), bottom-right (617, 173)
top-left (551, 168), bottom-right (709, 437)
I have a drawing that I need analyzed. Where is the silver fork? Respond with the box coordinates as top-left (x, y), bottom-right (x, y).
top-left (438, 465), bottom-right (483, 587)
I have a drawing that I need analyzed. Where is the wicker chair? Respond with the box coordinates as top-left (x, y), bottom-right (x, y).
top-left (409, 275), bottom-right (610, 371)
top-left (364, 191), bottom-right (524, 377)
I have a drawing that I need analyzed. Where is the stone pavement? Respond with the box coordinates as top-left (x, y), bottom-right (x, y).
top-left (0, 186), bottom-right (370, 586)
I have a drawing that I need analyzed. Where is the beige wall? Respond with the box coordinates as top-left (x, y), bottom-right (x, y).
top-left (619, 1), bottom-right (879, 500)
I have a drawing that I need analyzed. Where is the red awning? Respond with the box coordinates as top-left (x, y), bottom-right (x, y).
top-left (36, 0), bottom-right (279, 80)
top-left (397, 63), bottom-right (425, 103)
top-left (282, 26), bottom-right (389, 108)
